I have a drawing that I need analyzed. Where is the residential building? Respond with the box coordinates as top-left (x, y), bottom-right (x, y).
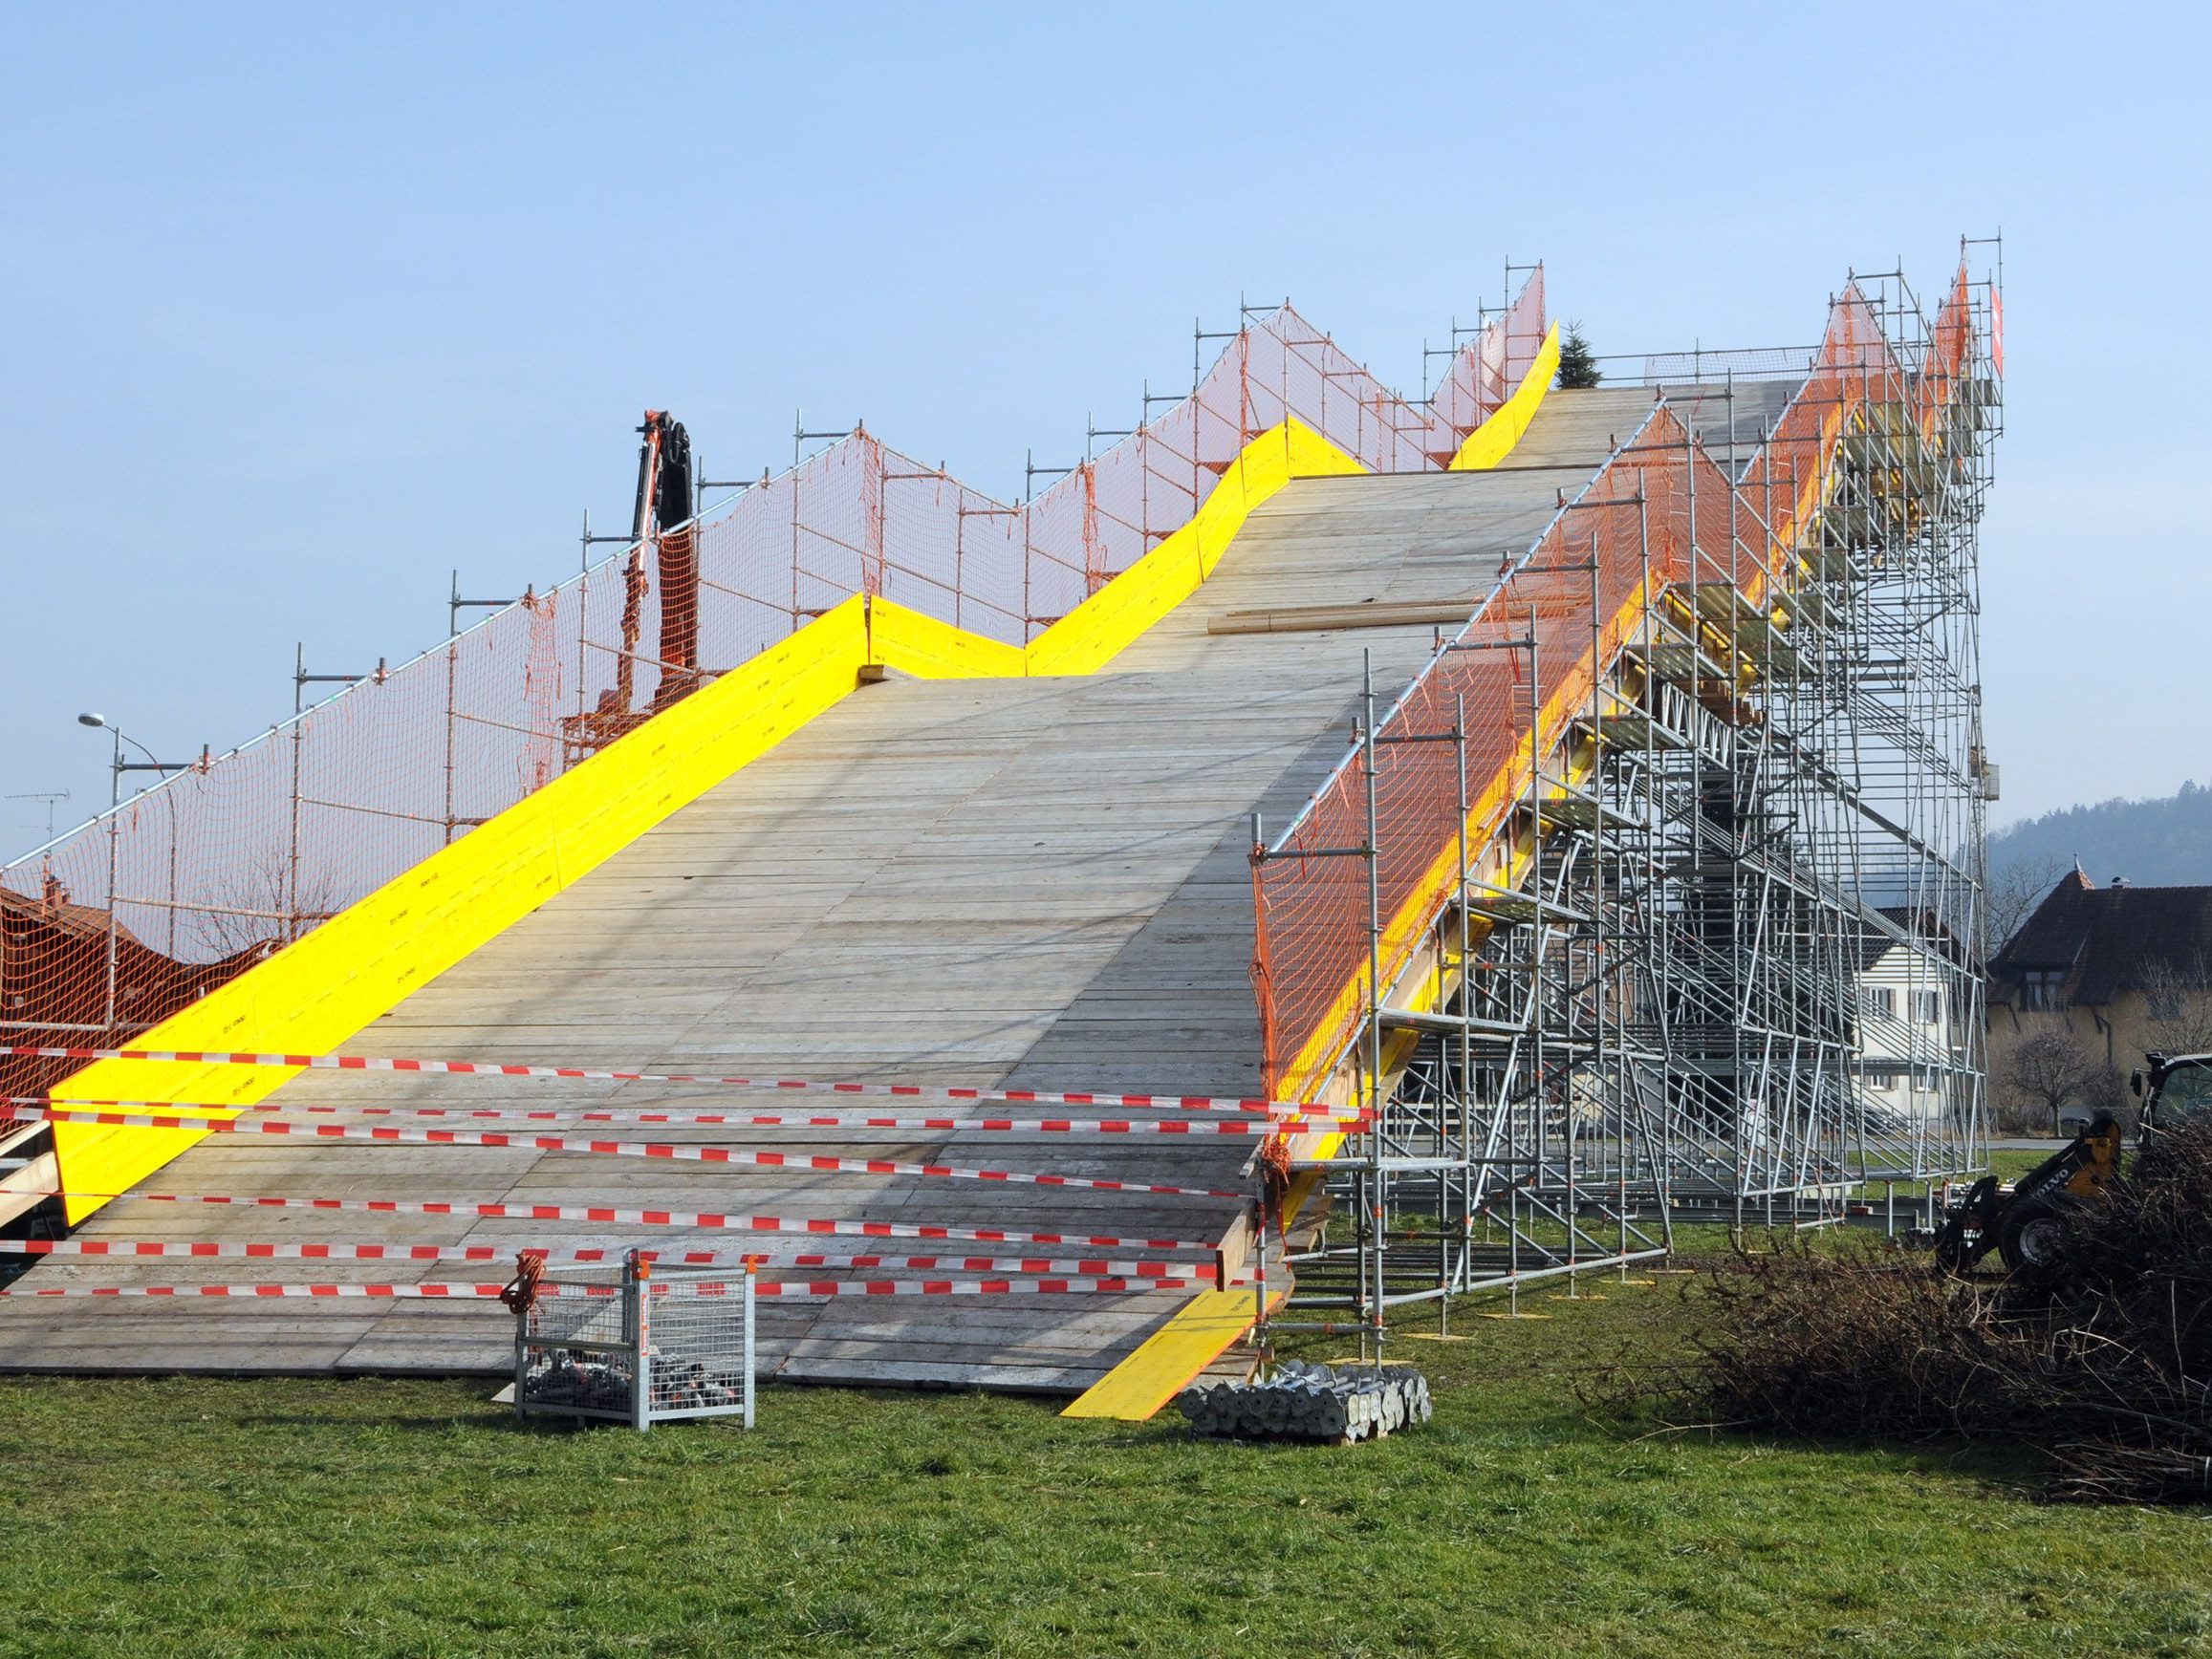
top-left (1987, 871), bottom-right (2212, 1096)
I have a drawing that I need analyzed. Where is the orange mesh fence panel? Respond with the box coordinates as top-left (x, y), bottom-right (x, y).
top-left (1429, 267), bottom-right (1546, 445)
top-left (1251, 414), bottom-right (1688, 1097)
top-left (1732, 281), bottom-right (1906, 595)
top-left (1917, 265), bottom-right (1973, 441)
top-left (1, 278), bottom-right (1546, 1098)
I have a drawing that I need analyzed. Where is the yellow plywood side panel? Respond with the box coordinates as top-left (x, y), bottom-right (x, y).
top-left (868, 599), bottom-right (1028, 679)
top-left (1026, 420), bottom-right (1364, 678)
top-left (54, 598), bottom-right (875, 1221)
top-left (51, 418), bottom-right (1345, 1223)
top-left (1451, 324), bottom-right (1562, 472)
top-left (1061, 1112), bottom-right (1345, 1421)
top-left (1065, 653), bottom-right (1603, 1417)
top-left (1066, 369), bottom-right (1576, 1424)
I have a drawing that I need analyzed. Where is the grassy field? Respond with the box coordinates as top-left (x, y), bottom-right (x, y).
top-left (4, 1247), bottom-right (2208, 1659)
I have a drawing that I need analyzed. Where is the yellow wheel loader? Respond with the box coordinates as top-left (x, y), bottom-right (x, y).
top-left (1931, 1051), bottom-right (2211, 1276)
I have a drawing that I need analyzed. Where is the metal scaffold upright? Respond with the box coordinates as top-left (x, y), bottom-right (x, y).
top-left (1251, 247), bottom-right (2004, 1354)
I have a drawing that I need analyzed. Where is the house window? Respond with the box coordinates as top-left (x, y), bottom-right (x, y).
top-left (2022, 971), bottom-right (2064, 1012)
top-left (1915, 990), bottom-right (1942, 1023)
top-left (1863, 986), bottom-right (1896, 1021)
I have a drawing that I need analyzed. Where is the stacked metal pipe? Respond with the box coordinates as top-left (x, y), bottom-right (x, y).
top-left (1175, 1361), bottom-right (1432, 1442)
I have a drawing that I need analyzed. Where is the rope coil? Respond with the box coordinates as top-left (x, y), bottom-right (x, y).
top-left (498, 1248), bottom-right (547, 1315)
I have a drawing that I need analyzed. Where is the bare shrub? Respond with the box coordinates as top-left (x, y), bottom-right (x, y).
top-left (2142, 952), bottom-right (2212, 1057)
top-left (1986, 854), bottom-right (2064, 957)
top-left (1619, 1121), bottom-right (2212, 1504)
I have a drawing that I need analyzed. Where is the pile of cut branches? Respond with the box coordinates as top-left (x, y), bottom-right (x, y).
top-left (1623, 1124), bottom-right (2212, 1504)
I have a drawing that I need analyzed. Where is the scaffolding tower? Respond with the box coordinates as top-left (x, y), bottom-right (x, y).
top-left (1260, 252), bottom-right (2002, 1345)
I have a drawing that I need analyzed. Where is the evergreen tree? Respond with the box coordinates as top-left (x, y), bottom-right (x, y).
top-left (1556, 322), bottom-right (1601, 389)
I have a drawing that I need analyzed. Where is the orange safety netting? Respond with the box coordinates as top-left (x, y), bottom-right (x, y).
top-left (1250, 278), bottom-right (1946, 1099)
top-left (1916, 267), bottom-right (1975, 442)
top-left (1, 277), bottom-right (1548, 1100)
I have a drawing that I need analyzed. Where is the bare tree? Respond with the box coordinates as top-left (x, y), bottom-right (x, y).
top-left (2141, 951), bottom-right (2212, 1057)
top-left (192, 857), bottom-right (342, 960)
top-left (2002, 1025), bottom-right (2100, 1136)
top-left (1986, 854), bottom-right (2065, 959)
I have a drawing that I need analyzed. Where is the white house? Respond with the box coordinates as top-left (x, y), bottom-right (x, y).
top-left (1854, 910), bottom-right (1964, 1120)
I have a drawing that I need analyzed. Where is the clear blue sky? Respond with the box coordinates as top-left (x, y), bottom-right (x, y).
top-left (3, 2), bottom-right (2205, 851)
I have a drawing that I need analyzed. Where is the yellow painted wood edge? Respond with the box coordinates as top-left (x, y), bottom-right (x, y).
top-left (1062, 1133), bottom-right (1339, 1423)
top-left (865, 420), bottom-right (1360, 683)
top-left (1066, 359), bottom-right (1572, 1420)
top-left (866, 597), bottom-right (1028, 679)
top-left (53, 597), bottom-right (875, 1222)
top-left (1450, 323), bottom-right (1561, 472)
top-left (1070, 720), bottom-right (1606, 1423)
top-left (1024, 420), bottom-right (1365, 678)
top-left (1059, 1286), bottom-right (1289, 1420)
top-left (1260, 365), bottom-right (1863, 1106)
top-left (50, 419), bottom-right (1355, 1224)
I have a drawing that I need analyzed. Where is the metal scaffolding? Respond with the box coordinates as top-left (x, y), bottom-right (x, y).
top-left (1258, 248), bottom-right (2004, 1351)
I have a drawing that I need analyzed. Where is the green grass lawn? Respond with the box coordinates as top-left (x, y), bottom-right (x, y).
top-left (4, 1258), bottom-right (2207, 1659)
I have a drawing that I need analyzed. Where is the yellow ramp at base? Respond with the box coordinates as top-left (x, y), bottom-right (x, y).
top-left (1065, 1142), bottom-right (1343, 1421)
top-left (1060, 1287), bottom-right (1289, 1420)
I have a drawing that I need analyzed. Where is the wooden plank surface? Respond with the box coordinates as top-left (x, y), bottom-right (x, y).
top-left (0, 393), bottom-right (1630, 1389)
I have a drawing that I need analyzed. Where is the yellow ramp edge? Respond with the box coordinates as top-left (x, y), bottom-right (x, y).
top-left (1451, 324), bottom-right (1560, 471)
top-left (1266, 576), bottom-right (1655, 1101)
top-left (1073, 357), bottom-right (1857, 1420)
top-left (1060, 1139), bottom-right (1343, 1422)
top-left (52, 418), bottom-right (1359, 1223)
top-left (54, 598), bottom-right (874, 1220)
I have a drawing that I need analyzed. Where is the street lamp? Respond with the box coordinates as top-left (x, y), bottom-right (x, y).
top-left (76, 712), bottom-right (200, 961)
top-left (76, 712), bottom-right (190, 808)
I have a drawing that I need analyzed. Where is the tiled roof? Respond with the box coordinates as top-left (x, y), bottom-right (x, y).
top-left (0, 883), bottom-right (145, 948)
top-left (1851, 905), bottom-right (1966, 974)
top-left (1990, 872), bottom-right (2212, 1004)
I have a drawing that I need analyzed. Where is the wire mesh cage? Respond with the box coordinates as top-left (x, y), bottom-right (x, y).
top-left (640, 1267), bottom-right (758, 1424)
top-left (512, 1253), bottom-right (755, 1431)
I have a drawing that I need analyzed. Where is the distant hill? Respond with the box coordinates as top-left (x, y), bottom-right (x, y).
top-left (1990, 782), bottom-right (2212, 891)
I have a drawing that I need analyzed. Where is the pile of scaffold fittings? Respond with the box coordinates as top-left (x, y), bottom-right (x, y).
top-left (650, 1361), bottom-right (750, 1413)
top-left (522, 1350), bottom-right (635, 1415)
top-left (1174, 1361), bottom-right (1433, 1444)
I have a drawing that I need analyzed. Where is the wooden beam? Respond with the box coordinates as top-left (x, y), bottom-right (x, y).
top-left (1206, 598), bottom-right (1481, 636)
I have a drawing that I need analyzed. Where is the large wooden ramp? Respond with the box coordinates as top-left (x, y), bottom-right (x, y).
top-left (0, 392), bottom-right (1646, 1389)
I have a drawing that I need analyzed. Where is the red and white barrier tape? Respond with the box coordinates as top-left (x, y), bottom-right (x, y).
top-left (28, 1109), bottom-right (1246, 1199)
top-left (0, 1238), bottom-right (1207, 1276)
top-left (0, 1275), bottom-right (1228, 1301)
top-left (2, 1044), bottom-right (1338, 1119)
top-left (14, 1098), bottom-right (1356, 1134)
top-left (61, 1191), bottom-right (1219, 1251)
